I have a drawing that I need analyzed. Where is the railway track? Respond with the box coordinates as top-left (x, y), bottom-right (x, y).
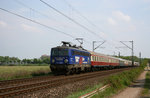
top-left (0, 67), bottom-right (134, 98)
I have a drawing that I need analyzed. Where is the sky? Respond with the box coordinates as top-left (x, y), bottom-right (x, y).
top-left (0, 0), bottom-right (150, 59)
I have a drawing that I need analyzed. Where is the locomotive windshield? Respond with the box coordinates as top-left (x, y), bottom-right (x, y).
top-left (51, 48), bottom-right (68, 56)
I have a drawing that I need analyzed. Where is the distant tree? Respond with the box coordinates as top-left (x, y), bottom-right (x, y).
top-left (33, 58), bottom-right (38, 64)
top-left (40, 55), bottom-right (50, 64)
top-left (26, 59), bottom-right (31, 64)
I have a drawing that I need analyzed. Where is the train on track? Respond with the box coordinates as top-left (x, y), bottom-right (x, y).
top-left (50, 41), bottom-right (139, 75)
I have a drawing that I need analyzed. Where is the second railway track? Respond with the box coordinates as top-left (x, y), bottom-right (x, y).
top-left (0, 67), bottom-right (134, 98)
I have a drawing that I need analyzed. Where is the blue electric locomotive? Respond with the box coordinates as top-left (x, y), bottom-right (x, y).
top-left (50, 41), bottom-right (91, 75)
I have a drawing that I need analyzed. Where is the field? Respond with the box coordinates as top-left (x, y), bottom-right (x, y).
top-left (0, 65), bottom-right (51, 80)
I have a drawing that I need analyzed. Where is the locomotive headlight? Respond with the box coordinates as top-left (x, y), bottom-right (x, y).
top-left (64, 59), bottom-right (68, 63)
top-left (52, 59), bottom-right (55, 63)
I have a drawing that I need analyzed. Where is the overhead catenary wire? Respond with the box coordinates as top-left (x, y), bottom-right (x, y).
top-left (0, 8), bottom-right (75, 39)
top-left (12, 0), bottom-right (93, 44)
top-left (14, 0), bottom-right (122, 54)
top-left (40, 0), bottom-right (104, 40)
top-left (62, 0), bottom-right (103, 31)
top-left (62, 0), bottom-right (128, 54)
top-left (40, 0), bottom-right (133, 56)
top-left (0, 1), bottom-right (133, 56)
top-left (13, 0), bottom-right (57, 21)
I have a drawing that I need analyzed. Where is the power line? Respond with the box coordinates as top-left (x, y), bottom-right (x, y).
top-left (12, 0), bottom-right (92, 44)
top-left (62, 0), bottom-right (127, 54)
top-left (40, 0), bottom-right (104, 40)
top-left (0, 4), bottom-right (133, 55)
top-left (13, 0), bottom-right (56, 20)
top-left (0, 8), bottom-right (75, 38)
top-left (0, 7), bottom-right (92, 45)
top-left (40, 0), bottom-right (134, 55)
top-left (40, 0), bottom-right (125, 54)
top-left (63, 0), bottom-right (102, 30)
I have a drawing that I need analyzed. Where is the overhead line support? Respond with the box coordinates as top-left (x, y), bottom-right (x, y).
top-left (93, 41), bottom-right (106, 52)
top-left (120, 41), bottom-right (134, 66)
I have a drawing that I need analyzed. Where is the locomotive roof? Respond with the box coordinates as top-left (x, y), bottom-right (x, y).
top-left (52, 46), bottom-right (89, 52)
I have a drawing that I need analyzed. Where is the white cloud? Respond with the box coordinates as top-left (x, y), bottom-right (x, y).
top-left (107, 17), bottom-right (117, 25)
top-left (21, 24), bottom-right (40, 33)
top-left (112, 11), bottom-right (131, 22)
top-left (0, 20), bottom-right (7, 27)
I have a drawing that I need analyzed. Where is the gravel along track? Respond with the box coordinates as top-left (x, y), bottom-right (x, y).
top-left (0, 67), bottom-right (134, 98)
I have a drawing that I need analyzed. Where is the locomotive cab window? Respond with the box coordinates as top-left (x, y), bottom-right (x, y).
top-left (51, 48), bottom-right (68, 56)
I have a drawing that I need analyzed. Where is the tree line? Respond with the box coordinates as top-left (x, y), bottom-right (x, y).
top-left (0, 55), bottom-right (50, 65)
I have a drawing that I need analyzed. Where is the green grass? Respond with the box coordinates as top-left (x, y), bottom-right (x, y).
top-left (67, 83), bottom-right (103, 98)
top-left (92, 67), bottom-right (144, 98)
top-left (66, 67), bottom-right (144, 98)
top-left (141, 71), bottom-right (150, 96)
top-left (0, 65), bottom-right (51, 80)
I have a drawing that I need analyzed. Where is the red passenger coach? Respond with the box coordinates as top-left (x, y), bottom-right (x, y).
top-left (89, 51), bottom-right (119, 68)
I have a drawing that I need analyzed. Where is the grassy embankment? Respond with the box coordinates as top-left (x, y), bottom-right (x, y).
top-left (0, 65), bottom-right (51, 80)
top-left (92, 67), bottom-right (144, 98)
top-left (67, 67), bottom-right (144, 98)
top-left (141, 71), bottom-right (150, 97)
top-left (67, 60), bottom-right (147, 98)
